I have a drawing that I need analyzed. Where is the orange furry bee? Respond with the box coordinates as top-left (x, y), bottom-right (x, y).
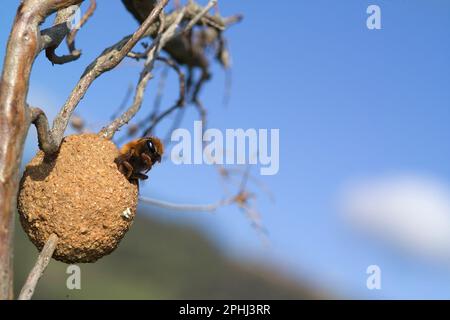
top-left (116, 136), bottom-right (164, 183)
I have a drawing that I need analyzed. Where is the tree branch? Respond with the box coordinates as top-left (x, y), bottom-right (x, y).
top-left (142, 57), bottom-right (185, 136)
top-left (49, 0), bottom-right (170, 148)
top-left (0, 0), bottom-right (83, 301)
top-left (29, 107), bottom-right (60, 154)
top-left (183, 0), bottom-right (218, 34)
top-left (39, 22), bottom-right (71, 52)
top-left (139, 196), bottom-right (233, 212)
top-left (100, 8), bottom-right (186, 140)
top-left (66, 0), bottom-right (97, 53)
top-left (45, 46), bottom-right (81, 65)
top-left (44, 4), bottom-right (82, 64)
top-left (18, 234), bottom-right (59, 300)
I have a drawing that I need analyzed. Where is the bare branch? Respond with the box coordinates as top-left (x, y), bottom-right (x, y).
top-left (157, 57), bottom-right (186, 105)
top-left (224, 14), bottom-right (243, 26)
top-left (44, 4), bottom-right (82, 64)
top-left (163, 105), bottom-right (186, 144)
top-left (29, 107), bottom-right (60, 154)
top-left (139, 196), bottom-right (233, 212)
top-left (66, 0), bottom-right (97, 53)
top-left (50, 0), bottom-right (170, 147)
top-left (194, 98), bottom-right (207, 132)
top-left (55, 4), bottom-right (81, 24)
top-left (183, 0), bottom-right (218, 34)
top-left (139, 177), bottom-right (268, 244)
top-left (142, 57), bottom-right (185, 136)
top-left (39, 23), bottom-right (71, 51)
top-left (100, 9), bottom-right (187, 139)
top-left (0, 0), bottom-right (83, 300)
top-left (102, 72), bottom-right (153, 140)
top-left (218, 166), bottom-right (275, 202)
top-left (124, 0), bottom-right (227, 38)
top-left (18, 234), bottom-right (59, 300)
top-left (45, 46), bottom-right (81, 65)
top-left (99, 14), bottom-right (167, 140)
top-left (115, 57), bottom-right (186, 142)
top-left (151, 64), bottom-right (170, 117)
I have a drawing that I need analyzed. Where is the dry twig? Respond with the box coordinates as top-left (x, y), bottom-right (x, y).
top-left (183, 0), bottom-right (218, 34)
top-left (29, 107), bottom-right (59, 154)
top-left (140, 196), bottom-right (234, 212)
top-left (51, 0), bottom-right (170, 146)
top-left (66, 0), bottom-right (97, 53)
top-left (100, 8), bottom-right (186, 139)
top-left (142, 56), bottom-right (186, 136)
top-left (45, 4), bottom-right (83, 65)
top-left (18, 234), bottom-right (59, 300)
top-left (0, 0), bottom-right (83, 300)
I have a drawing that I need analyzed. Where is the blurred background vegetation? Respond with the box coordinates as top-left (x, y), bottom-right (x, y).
top-left (14, 208), bottom-right (325, 299)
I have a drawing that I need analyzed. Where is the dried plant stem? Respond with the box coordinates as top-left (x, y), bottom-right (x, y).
top-left (183, 0), bottom-right (218, 34)
top-left (50, 0), bottom-right (170, 148)
top-left (142, 57), bottom-right (185, 136)
top-left (18, 234), bottom-right (59, 300)
top-left (66, 0), bottom-right (97, 52)
top-left (139, 196), bottom-right (233, 212)
top-left (100, 9), bottom-right (186, 139)
top-left (29, 107), bottom-right (59, 154)
top-left (45, 4), bottom-right (83, 64)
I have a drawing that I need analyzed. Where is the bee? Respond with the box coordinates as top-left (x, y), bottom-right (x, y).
top-left (116, 136), bottom-right (164, 184)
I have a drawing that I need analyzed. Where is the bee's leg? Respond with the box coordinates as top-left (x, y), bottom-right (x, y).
top-left (141, 153), bottom-right (153, 167)
top-left (115, 151), bottom-right (134, 178)
top-left (120, 161), bottom-right (134, 179)
top-left (132, 172), bottom-right (148, 180)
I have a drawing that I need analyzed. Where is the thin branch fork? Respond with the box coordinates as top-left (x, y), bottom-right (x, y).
top-left (98, 13), bottom-right (169, 140)
top-left (183, 0), bottom-right (218, 34)
top-left (114, 60), bottom-right (179, 142)
top-left (106, 1), bottom-right (226, 139)
top-left (100, 8), bottom-right (187, 140)
top-left (18, 234), bottom-right (59, 300)
top-left (138, 1), bottom-right (229, 39)
top-left (49, 0), bottom-right (170, 149)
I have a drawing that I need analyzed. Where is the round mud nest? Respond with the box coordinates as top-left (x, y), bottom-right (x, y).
top-left (18, 133), bottom-right (138, 263)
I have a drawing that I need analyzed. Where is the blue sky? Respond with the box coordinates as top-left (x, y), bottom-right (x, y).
top-left (2, 0), bottom-right (450, 299)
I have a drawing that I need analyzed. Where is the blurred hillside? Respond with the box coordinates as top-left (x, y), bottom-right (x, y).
top-left (13, 209), bottom-right (324, 299)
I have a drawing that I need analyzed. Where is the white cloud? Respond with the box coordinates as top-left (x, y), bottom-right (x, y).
top-left (339, 174), bottom-right (450, 261)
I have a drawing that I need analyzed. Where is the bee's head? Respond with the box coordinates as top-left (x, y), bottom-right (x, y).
top-left (145, 136), bottom-right (164, 163)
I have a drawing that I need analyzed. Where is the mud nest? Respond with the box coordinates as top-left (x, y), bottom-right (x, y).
top-left (18, 133), bottom-right (138, 263)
